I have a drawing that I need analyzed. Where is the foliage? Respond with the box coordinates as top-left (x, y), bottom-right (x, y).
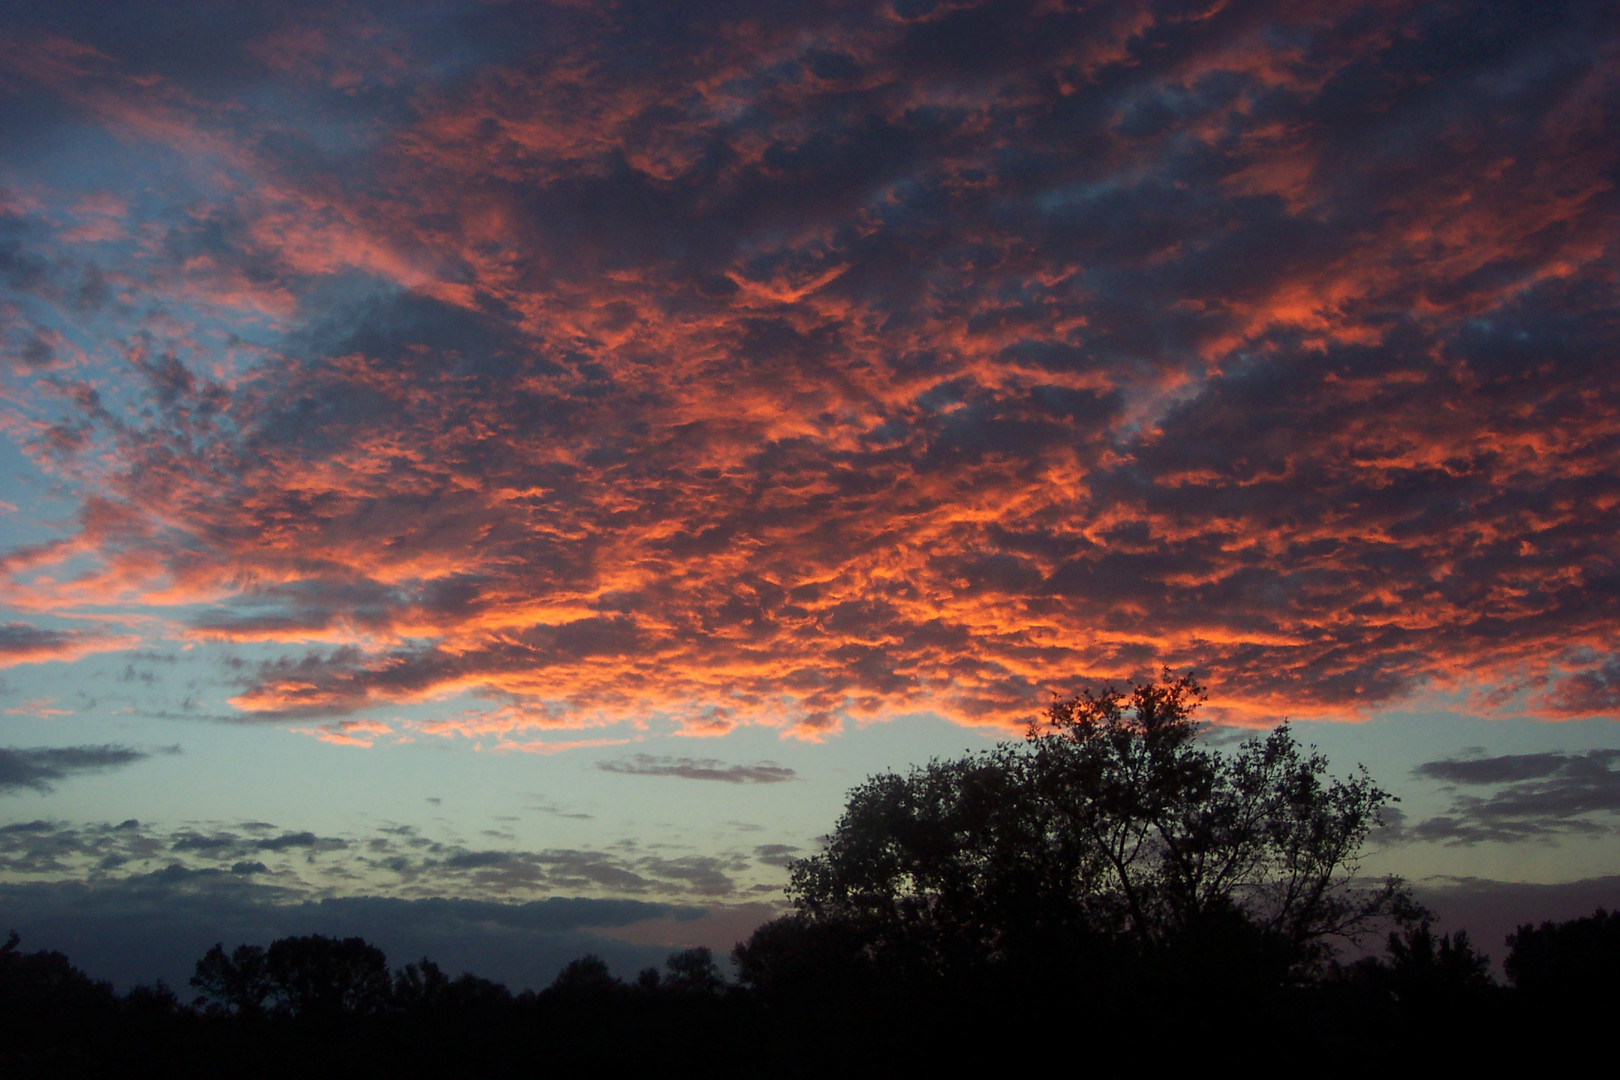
top-left (0, 929), bottom-right (118, 1018)
top-left (191, 935), bottom-right (390, 1019)
top-left (732, 912), bottom-right (883, 1000)
top-left (190, 942), bottom-right (274, 1018)
top-left (1505, 907), bottom-right (1620, 1006)
top-left (4, 912), bottom-right (1612, 1073)
top-left (546, 953), bottom-right (623, 1000)
top-left (1344, 918), bottom-right (1496, 1016)
top-left (393, 957), bottom-right (512, 1013)
top-left (1382, 920), bottom-right (1493, 995)
top-left (779, 671), bottom-right (1410, 979)
top-left (663, 946), bottom-right (725, 995)
top-left (265, 935), bottom-right (392, 1019)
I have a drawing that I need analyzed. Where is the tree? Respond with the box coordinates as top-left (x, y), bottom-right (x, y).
top-left (264, 935), bottom-right (391, 1020)
top-left (0, 931), bottom-right (120, 1065)
top-left (191, 943), bottom-right (274, 1018)
top-left (1382, 920), bottom-right (1493, 998)
top-left (1505, 907), bottom-right (1620, 1011)
top-left (393, 957), bottom-right (511, 1013)
top-left (773, 671), bottom-right (1410, 982)
top-left (191, 935), bottom-right (390, 1019)
top-left (662, 946), bottom-right (724, 995)
top-left (547, 954), bottom-right (623, 1000)
top-left (0, 930), bottom-right (118, 1020)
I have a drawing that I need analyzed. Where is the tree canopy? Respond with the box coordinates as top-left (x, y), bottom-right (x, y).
top-left (1505, 907), bottom-right (1620, 1013)
top-left (763, 672), bottom-right (1410, 984)
top-left (191, 935), bottom-right (391, 1019)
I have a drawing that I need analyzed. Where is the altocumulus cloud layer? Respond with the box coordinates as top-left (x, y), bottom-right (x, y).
top-left (0, 813), bottom-right (782, 986)
top-left (0, 816), bottom-right (781, 901)
top-left (0, 0), bottom-right (1616, 738)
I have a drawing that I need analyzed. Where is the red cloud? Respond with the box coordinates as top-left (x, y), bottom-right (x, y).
top-left (3, 1), bottom-right (1616, 737)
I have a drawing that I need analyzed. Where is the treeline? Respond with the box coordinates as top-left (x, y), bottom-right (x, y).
top-left (1, 908), bottom-right (1618, 1077)
top-left (5, 676), bottom-right (1615, 1074)
top-left (0, 932), bottom-right (752, 1078)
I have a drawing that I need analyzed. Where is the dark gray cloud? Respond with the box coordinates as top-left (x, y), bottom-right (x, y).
top-left (170, 831), bottom-right (238, 853)
top-left (0, 744), bottom-right (151, 793)
top-left (0, 806), bottom-right (760, 992)
top-left (598, 754), bottom-right (797, 784)
top-left (0, 623), bottom-right (107, 663)
top-left (754, 843), bottom-right (799, 868)
top-left (166, 828), bottom-right (346, 858)
top-left (254, 830), bottom-right (347, 853)
top-left (0, 816), bottom-right (764, 902)
top-left (1416, 753), bottom-right (1573, 786)
top-left (1408, 749), bottom-right (1620, 844)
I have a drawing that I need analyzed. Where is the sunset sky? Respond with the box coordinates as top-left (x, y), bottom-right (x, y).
top-left (2, 0), bottom-right (1616, 989)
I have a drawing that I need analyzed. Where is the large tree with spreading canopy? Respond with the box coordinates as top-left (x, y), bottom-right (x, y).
top-left (743, 672), bottom-right (1412, 987)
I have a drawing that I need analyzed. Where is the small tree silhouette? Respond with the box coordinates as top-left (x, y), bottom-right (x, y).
top-left (663, 946), bottom-right (723, 994)
top-left (191, 935), bottom-right (390, 1019)
top-left (547, 954), bottom-right (623, 1000)
top-left (191, 943), bottom-right (273, 1018)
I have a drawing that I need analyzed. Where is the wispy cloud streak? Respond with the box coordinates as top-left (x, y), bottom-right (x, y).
top-left (0, 744), bottom-right (152, 793)
top-left (599, 755), bottom-right (797, 784)
top-left (1409, 750), bottom-right (1620, 844)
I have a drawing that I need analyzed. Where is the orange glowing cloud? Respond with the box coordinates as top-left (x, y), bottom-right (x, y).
top-left (0, 622), bottom-right (138, 668)
top-left (2, 0), bottom-right (1616, 740)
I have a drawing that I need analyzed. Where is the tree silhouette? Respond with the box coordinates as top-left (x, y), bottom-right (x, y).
top-left (663, 946), bottom-right (724, 995)
top-left (546, 953), bottom-right (623, 1000)
top-left (394, 957), bottom-right (511, 1013)
top-left (190, 942), bottom-right (273, 1018)
top-left (264, 935), bottom-right (391, 1019)
top-left (1506, 907), bottom-right (1620, 1013)
top-left (191, 935), bottom-right (390, 1019)
top-left (0, 929), bottom-right (118, 1019)
top-left (1383, 919), bottom-right (1493, 996)
top-left (767, 671), bottom-right (1411, 984)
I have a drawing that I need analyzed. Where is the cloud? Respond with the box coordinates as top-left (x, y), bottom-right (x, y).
top-left (0, 623), bottom-right (134, 668)
top-left (1408, 750), bottom-right (1620, 844)
top-left (254, 830), bottom-right (347, 853)
top-left (0, 808), bottom-right (776, 990)
top-left (0, 744), bottom-right (151, 794)
top-left (1539, 658), bottom-right (1620, 717)
top-left (753, 843), bottom-right (800, 868)
top-left (289, 719), bottom-right (397, 748)
top-left (0, 815), bottom-right (771, 905)
top-left (0, 0), bottom-right (1616, 737)
top-left (598, 755), bottom-right (798, 784)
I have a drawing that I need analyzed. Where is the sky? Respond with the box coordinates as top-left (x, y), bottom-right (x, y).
top-left (1, 0), bottom-right (1617, 990)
